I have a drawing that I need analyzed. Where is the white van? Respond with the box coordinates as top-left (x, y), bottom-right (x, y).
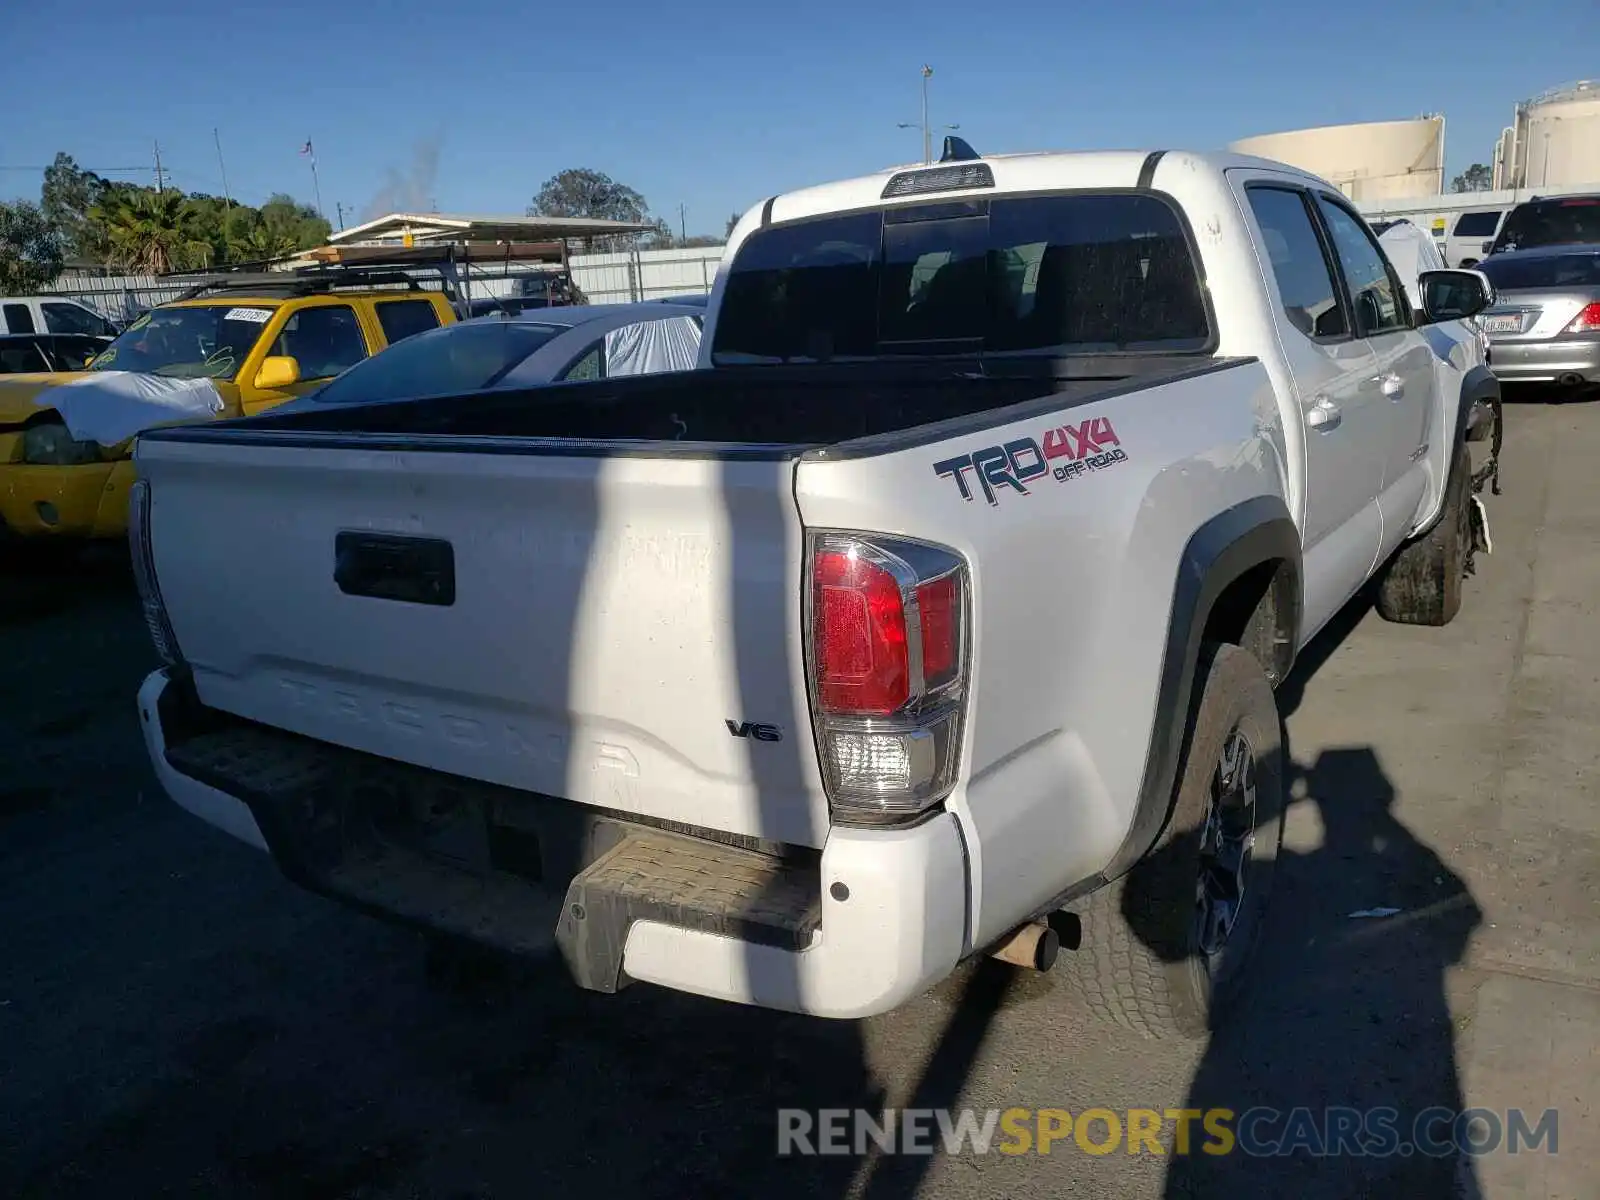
top-left (0, 296), bottom-right (119, 338)
top-left (1442, 209), bottom-right (1507, 268)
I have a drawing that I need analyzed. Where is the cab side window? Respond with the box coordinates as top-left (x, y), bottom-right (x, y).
top-left (1315, 197), bottom-right (1409, 336)
top-left (1246, 186), bottom-right (1347, 340)
top-left (0, 338), bottom-right (50, 373)
top-left (270, 305), bottom-right (369, 379)
top-left (50, 336), bottom-right (107, 369)
top-left (375, 299), bottom-right (442, 345)
top-left (559, 343), bottom-right (602, 381)
top-left (3, 303), bottom-right (36, 334)
top-left (43, 302), bottom-right (114, 337)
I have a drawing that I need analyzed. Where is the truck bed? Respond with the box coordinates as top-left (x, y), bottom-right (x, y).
top-left (144, 355), bottom-right (1250, 455)
top-left (131, 351), bottom-right (1258, 860)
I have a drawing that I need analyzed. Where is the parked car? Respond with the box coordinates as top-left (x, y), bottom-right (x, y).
top-left (1476, 245), bottom-right (1600, 388)
top-left (0, 271), bottom-right (455, 544)
top-left (294, 303), bottom-right (705, 407)
top-left (1487, 194), bottom-right (1600, 256)
top-left (0, 332), bottom-right (113, 374)
top-left (0, 295), bottom-right (119, 339)
top-left (131, 148), bottom-right (1497, 1036)
top-left (1377, 220), bottom-right (1448, 307)
top-left (1442, 208), bottom-right (1506, 268)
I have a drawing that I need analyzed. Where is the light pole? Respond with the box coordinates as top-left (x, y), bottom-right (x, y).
top-left (919, 64), bottom-right (932, 164)
top-left (896, 64), bottom-right (957, 164)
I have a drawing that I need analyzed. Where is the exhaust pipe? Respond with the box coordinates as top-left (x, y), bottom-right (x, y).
top-left (1557, 373), bottom-right (1585, 387)
top-left (990, 921), bottom-right (1059, 972)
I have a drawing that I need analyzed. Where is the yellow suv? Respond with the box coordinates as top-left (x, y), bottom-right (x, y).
top-left (0, 275), bottom-right (455, 543)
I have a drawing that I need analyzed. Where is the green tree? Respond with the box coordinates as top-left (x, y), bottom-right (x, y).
top-left (529, 168), bottom-right (649, 223)
top-left (258, 193), bottom-right (332, 249)
top-left (226, 208), bottom-right (302, 261)
top-left (1451, 163), bottom-right (1493, 193)
top-left (92, 190), bottom-right (213, 274)
top-left (529, 168), bottom-right (652, 250)
top-left (0, 200), bottom-right (66, 292)
top-left (40, 152), bottom-right (110, 261)
top-left (37, 148), bottom-right (333, 269)
top-left (182, 194), bottom-right (242, 264)
top-left (646, 217), bottom-right (675, 249)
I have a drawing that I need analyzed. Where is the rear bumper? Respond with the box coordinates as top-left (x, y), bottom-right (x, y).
top-left (138, 669), bottom-right (968, 1018)
top-left (1487, 336), bottom-right (1600, 383)
top-left (0, 459), bottom-right (136, 539)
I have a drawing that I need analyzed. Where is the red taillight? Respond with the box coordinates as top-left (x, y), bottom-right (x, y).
top-left (813, 549), bottom-right (909, 715)
top-left (916, 574), bottom-right (959, 688)
top-left (807, 533), bottom-right (969, 823)
top-left (1566, 302), bottom-right (1600, 334)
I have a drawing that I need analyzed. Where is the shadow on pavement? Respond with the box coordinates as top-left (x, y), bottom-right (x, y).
top-left (1138, 741), bottom-right (1483, 1199)
top-left (0, 543), bottom-right (134, 624)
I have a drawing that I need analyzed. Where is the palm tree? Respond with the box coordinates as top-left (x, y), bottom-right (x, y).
top-left (93, 190), bottom-right (212, 274)
top-left (225, 210), bottom-right (302, 263)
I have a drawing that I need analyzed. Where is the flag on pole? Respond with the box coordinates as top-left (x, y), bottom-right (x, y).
top-left (300, 140), bottom-right (315, 161)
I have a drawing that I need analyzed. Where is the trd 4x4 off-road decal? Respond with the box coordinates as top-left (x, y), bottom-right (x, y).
top-left (933, 415), bottom-right (1129, 506)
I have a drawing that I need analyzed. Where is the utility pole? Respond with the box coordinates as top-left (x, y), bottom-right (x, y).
top-left (302, 139), bottom-right (324, 219)
top-left (920, 64), bottom-right (933, 165)
top-left (153, 140), bottom-right (166, 193)
top-left (897, 66), bottom-right (957, 164)
top-left (335, 201), bottom-right (346, 231)
top-left (678, 203), bottom-right (687, 242)
top-left (213, 127), bottom-right (233, 212)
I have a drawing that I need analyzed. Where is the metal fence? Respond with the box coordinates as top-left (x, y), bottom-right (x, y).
top-left (39, 246), bottom-right (726, 322)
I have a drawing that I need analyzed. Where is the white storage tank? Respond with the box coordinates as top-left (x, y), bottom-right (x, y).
top-left (1230, 117), bottom-right (1444, 201)
top-left (1507, 82), bottom-right (1600, 189)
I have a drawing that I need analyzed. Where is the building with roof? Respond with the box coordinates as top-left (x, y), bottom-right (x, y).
top-left (326, 212), bottom-right (654, 247)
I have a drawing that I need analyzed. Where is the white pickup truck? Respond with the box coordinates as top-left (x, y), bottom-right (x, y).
top-left (131, 148), bottom-right (1500, 1037)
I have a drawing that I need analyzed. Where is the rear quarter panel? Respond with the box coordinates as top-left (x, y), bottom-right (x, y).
top-left (795, 361), bottom-right (1289, 948)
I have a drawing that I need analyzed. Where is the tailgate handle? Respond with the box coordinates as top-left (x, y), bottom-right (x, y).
top-left (334, 532), bottom-right (456, 607)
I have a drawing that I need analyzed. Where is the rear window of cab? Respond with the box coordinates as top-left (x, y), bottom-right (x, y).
top-left (712, 192), bottom-right (1210, 363)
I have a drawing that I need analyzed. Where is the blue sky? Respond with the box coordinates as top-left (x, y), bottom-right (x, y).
top-left (4, 0), bottom-right (1595, 235)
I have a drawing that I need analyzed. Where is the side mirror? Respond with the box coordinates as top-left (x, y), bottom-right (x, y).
top-left (1418, 269), bottom-right (1495, 324)
top-left (254, 355), bottom-right (302, 390)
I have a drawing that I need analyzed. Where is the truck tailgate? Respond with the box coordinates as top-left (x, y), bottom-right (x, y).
top-left (138, 438), bottom-right (830, 848)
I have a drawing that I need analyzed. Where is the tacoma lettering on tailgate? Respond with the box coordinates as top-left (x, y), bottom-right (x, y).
top-left (933, 416), bottom-right (1129, 506)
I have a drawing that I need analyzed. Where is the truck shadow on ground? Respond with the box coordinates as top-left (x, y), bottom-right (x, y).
top-left (845, 741), bottom-right (1484, 1200)
top-left (1148, 740), bottom-right (1483, 1199)
top-left (0, 545), bottom-right (134, 625)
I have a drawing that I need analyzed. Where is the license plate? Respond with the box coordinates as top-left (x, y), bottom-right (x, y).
top-left (1481, 314), bottom-right (1523, 334)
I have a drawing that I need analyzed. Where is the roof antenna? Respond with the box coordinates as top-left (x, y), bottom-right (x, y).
top-left (940, 135), bottom-right (980, 163)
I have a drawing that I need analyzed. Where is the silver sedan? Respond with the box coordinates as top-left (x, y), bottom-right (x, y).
top-left (1477, 246), bottom-right (1600, 387)
top-left (299, 301), bottom-right (706, 407)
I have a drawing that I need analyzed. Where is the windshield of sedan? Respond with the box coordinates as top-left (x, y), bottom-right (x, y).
top-left (312, 319), bottom-right (563, 404)
top-left (1479, 251), bottom-right (1600, 290)
top-left (87, 304), bottom-right (278, 379)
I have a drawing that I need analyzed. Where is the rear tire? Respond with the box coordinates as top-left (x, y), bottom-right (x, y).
top-left (1059, 644), bottom-right (1285, 1039)
top-left (1375, 447), bottom-right (1470, 626)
